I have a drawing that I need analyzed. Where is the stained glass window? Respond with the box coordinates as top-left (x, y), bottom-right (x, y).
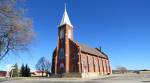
top-left (59, 48), bottom-right (65, 60)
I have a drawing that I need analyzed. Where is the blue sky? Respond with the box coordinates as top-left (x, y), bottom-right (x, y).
top-left (0, 0), bottom-right (150, 70)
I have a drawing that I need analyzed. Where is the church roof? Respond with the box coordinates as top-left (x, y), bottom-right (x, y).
top-left (59, 4), bottom-right (73, 27)
top-left (76, 42), bottom-right (108, 58)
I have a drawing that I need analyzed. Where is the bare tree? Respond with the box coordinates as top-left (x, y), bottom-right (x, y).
top-left (116, 66), bottom-right (128, 74)
top-left (36, 57), bottom-right (51, 77)
top-left (0, 0), bottom-right (34, 60)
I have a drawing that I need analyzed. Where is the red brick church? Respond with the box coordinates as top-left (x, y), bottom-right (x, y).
top-left (52, 5), bottom-right (112, 78)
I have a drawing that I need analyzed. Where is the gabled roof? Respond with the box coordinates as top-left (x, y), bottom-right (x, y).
top-left (75, 42), bottom-right (108, 58)
top-left (59, 4), bottom-right (73, 27)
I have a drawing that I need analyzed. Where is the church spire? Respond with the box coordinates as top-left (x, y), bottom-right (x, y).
top-left (59, 3), bottom-right (73, 27)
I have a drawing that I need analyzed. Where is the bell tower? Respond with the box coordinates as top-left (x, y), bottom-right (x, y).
top-left (57, 4), bottom-right (73, 74)
top-left (59, 3), bottom-right (73, 40)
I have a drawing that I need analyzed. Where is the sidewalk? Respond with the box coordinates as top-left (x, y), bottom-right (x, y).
top-left (0, 74), bottom-right (123, 82)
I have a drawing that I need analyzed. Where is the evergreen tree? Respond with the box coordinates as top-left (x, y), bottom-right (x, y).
top-left (27, 65), bottom-right (31, 77)
top-left (20, 64), bottom-right (31, 77)
top-left (20, 64), bottom-right (25, 77)
top-left (25, 64), bottom-right (29, 77)
top-left (12, 63), bottom-right (19, 77)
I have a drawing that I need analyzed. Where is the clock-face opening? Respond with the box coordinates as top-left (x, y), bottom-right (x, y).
top-left (60, 29), bottom-right (64, 39)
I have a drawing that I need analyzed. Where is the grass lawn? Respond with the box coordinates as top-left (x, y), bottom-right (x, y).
top-left (0, 78), bottom-right (7, 82)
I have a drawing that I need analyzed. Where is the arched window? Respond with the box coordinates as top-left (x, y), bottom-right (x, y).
top-left (59, 48), bottom-right (65, 60)
top-left (73, 50), bottom-right (78, 72)
top-left (74, 50), bottom-right (78, 62)
top-left (60, 29), bottom-right (64, 39)
top-left (68, 30), bottom-right (71, 39)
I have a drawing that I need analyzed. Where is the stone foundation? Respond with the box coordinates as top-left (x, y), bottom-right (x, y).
top-left (62, 73), bottom-right (81, 78)
top-left (61, 72), bottom-right (110, 78)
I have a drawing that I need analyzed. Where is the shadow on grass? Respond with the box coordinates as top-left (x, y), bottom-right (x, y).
top-left (142, 81), bottom-right (150, 82)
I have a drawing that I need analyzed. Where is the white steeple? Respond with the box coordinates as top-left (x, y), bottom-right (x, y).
top-left (59, 3), bottom-right (73, 27)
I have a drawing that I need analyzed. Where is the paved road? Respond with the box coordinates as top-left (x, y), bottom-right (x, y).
top-left (1, 74), bottom-right (150, 83)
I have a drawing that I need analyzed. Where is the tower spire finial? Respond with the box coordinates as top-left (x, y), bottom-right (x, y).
top-left (59, 2), bottom-right (73, 27)
top-left (65, 2), bottom-right (66, 11)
